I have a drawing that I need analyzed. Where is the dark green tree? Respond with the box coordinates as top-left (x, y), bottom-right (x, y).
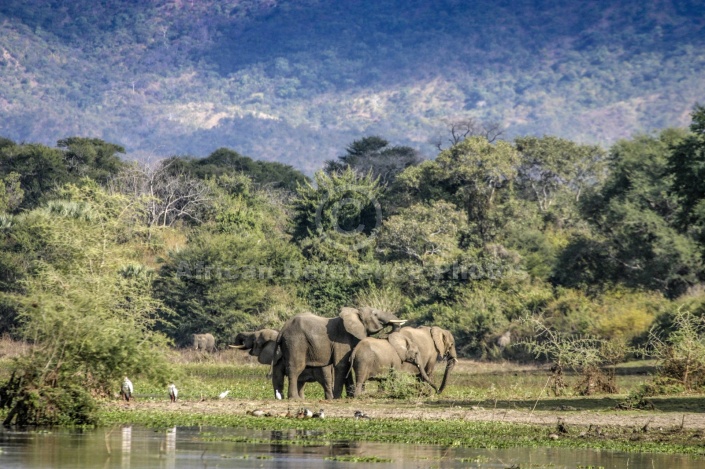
top-left (56, 137), bottom-right (126, 183)
top-left (167, 148), bottom-right (309, 193)
top-left (325, 136), bottom-right (422, 186)
top-left (555, 128), bottom-right (701, 296)
top-left (669, 105), bottom-right (705, 246)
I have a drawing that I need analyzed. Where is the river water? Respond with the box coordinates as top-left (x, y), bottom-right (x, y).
top-left (0, 425), bottom-right (700, 468)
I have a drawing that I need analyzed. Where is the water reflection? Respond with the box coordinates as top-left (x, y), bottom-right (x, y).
top-left (121, 426), bottom-right (131, 469)
top-left (164, 427), bottom-right (176, 469)
top-left (0, 425), bottom-right (700, 469)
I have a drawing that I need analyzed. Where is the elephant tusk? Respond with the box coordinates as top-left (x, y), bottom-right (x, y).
top-left (229, 345), bottom-right (248, 349)
top-left (388, 319), bottom-right (407, 325)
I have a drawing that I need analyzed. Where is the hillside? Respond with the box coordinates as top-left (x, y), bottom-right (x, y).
top-left (0, 0), bottom-right (704, 172)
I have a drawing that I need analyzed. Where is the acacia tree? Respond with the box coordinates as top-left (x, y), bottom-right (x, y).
top-left (431, 117), bottom-right (505, 151)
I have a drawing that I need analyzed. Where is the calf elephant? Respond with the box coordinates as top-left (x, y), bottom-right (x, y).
top-left (232, 328), bottom-right (329, 399)
top-left (398, 326), bottom-right (457, 394)
top-left (276, 307), bottom-right (406, 399)
top-left (350, 332), bottom-right (438, 396)
top-left (192, 333), bottom-right (216, 352)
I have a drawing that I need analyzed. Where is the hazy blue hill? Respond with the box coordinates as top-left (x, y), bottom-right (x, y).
top-left (0, 0), bottom-right (703, 172)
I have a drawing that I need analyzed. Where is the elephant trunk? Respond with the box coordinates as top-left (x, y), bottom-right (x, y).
top-left (437, 356), bottom-right (456, 394)
top-left (416, 365), bottom-right (438, 393)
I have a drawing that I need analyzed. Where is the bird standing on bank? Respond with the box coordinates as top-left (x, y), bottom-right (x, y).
top-left (121, 377), bottom-right (133, 402)
top-left (168, 383), bottom-right (178, 402)
top-left (312, 409), bottom-right (325, 419)
top-left (218, 390), bottom-right (230, 399)
top-left (354, 410), bottom-right (369, 419)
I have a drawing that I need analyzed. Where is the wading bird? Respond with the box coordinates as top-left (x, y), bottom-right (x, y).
top-left (121, 377), bottom-right (133, 402)
top-left (168, 383), bottom-right (178, 402)
top-left (218, 390), bottom-right (230, 399)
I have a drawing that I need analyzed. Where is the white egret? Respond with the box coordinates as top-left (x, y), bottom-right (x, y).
top-left (168, 383), bottom-right (178, 402)
top-left (121, 377), bottom-right (133, 401)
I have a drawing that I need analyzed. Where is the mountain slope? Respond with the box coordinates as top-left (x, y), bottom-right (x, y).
top-left (0, 0), bottom-right (703, 172)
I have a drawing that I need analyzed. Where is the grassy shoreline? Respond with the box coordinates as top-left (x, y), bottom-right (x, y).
top-left (97, 405), bottom-right (705, 457)
top-left (4, 353), bottom-right (705, 457)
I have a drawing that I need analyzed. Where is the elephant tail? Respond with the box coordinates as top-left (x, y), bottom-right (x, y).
top-left (347, 347), bottom-right (358, 379)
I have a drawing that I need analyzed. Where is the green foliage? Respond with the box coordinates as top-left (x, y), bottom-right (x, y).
top-left (669, 105), bottom-right (705, 247)
top-left (154, 184), bottom-right (306, 344)
top-left (169, 148), bottom-right (309, 193)
top-left (556, 128), bottom-right (702, 297)
top-left (0, 139), bottom-right (125, 211)
top-left (0, 187), bottom-right (172, 425)
top-left (399, 137), bottom-right (520, 244)
top-left (0, 172), bottom-right (24, 213)
top-left (376, 200), bottom-right (465, 265)
top-left (291, 168), bottom-right (383, 258)
top-left (325, 136), bottom-right (422, 186)
top-left (515, 136), bottom-right (607, 227)
top-left (521, 316), bottom-right (628, 395)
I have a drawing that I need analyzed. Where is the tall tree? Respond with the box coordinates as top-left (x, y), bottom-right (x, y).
top-left (669, 105), bottom-right (705, 246)
top-left (325, 136), bottom-right (422, 186)
top-left (399, 136), bottom-right (520, 244)
top-left (516, 136), bottom-right (607, 226)
top-left (555, 128), bottom-right (701, 296)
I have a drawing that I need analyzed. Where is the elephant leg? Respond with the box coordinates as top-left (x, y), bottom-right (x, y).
top-left (345, 371), bottom-right (356, 398)
top-left (354, 368), bottom-right (367, 397)
top-left (319, 365), bottom-right (334, 400)
top-left (272, 360), bottom-right (286, 400)
top-left (333, 362), bottom-right (350, 399)
top-left (286, 362), bottom-right (305, 399)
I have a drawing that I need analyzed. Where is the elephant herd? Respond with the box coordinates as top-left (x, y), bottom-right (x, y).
top-left (232, 307), bottom-right (458, 400)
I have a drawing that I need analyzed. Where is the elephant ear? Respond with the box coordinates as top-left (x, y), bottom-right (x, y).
top-left (258, 341), bottom-right (278, 365)
top-left (340, 307), bottom-right (367, 340)
top-left (387, 332), bottom-right (409, 361)
top-left (430, 326), bottom-right (447, 356)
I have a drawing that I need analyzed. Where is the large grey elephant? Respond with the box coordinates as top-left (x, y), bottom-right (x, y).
top-left (275, 307), bottom-right (406, 399)
top-left (231, 328), bottom-right (329, 399)
top-left (398, 326), bottom-right (457, 394)
top-left (349, 332), bottom-right (438, 396)
top-left (192, 333), bottom-right (216, 352)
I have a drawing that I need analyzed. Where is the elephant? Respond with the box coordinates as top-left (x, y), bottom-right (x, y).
top-left (275, 307), bottom-right (406, 399)
top-left (231, 328), bottom-right (329, 399)
top-left (232, 329), bottom-right (279, 365)
top-left (349, 332), bottom-right (438, 396)
top-left (192, 333), bottom-right (216, 352)
top-left (397, 326), bottom-right (457, 394)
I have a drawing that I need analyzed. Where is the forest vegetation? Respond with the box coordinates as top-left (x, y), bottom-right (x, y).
top-left (0, 105), bottom-right (705, 424)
